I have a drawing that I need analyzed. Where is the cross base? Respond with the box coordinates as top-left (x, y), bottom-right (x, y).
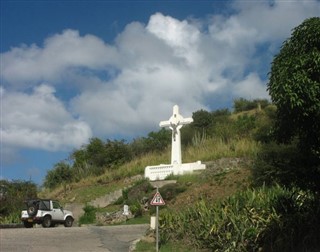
top-left (144, 161), bottom-right (206, 181)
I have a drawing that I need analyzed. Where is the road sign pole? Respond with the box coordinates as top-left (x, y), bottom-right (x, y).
top-left (150, 187), bottom-right (165, 252)
top-left (156, 204), bottom-right (159, 252)
top-left (156, 187), bottom-right (159, 252)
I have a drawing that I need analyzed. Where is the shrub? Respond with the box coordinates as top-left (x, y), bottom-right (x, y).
top-left (44, 162), bottom-right (73, 189)
top-left (125, 179), bottom-right (153, 205)
top-left (122, 188), bottom-right (129, 203)
top-left (78, 204), bottom-right (97, 225)
top-left (159, 185), bottom-right (320, 251)
top-left (252, 142), bottom-right (320, 192)
top-left (159, 183), bottom-right (187, 201)
top-left (234, 114), bottom-right (256, 137)
top-left (233, 98), bottom-right (269, 113)
top-left (130, 200), bottom-right (143, 217)
top-left (0, 212), bottom-right (21, 224)
top-left (0, 180), bottom-right (37, 223)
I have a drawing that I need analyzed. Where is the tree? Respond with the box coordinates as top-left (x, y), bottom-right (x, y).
top-left (86, 138), bottom-right (107, 167)
top-left (192, 109), bottom-right (213, 130)
top-left (145, 128), bottom-right (171, 153)
top-left (255, 18), bottom-right (320, 193)
top-left (130, 129), bottom-right (171, 157)
top-left (233, 98), bottom-right (256, 112)
top-left (0, 180), bottom-right (37, 217)
top-left (44, 162), bottom-right (73, 189)
top-left (267, 17), bottom-right (320, 155)
top-left (104, 139), bottom-right (132, 169)
top-left (70, 148), bottom-right (87, 167)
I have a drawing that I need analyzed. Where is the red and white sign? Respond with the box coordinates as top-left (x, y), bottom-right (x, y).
top-left (150, 192), bottom-right (165, 206)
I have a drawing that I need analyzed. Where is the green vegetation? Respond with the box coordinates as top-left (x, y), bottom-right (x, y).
top-left (1, 16), bottom-right (319, 252)
top-left (233, 98), bottom-right (270, 113)
top-left (153, 17), bottom-right (320, 252)
top-left (39, 95), bottom-right (271, 193)
top-left (252, 142), bottom-right (320, 192)
top-left (0, 180), bottom-right (37, 224)
top-left (78, 204), bottom-right (97, 225)
top-left (268, 17), bottom-right (320, 155)
top-left (120, 179), bottom-right (154, 217)
top-left (119, 215), bottom-right (150, 225)
top-left (159, 185), bottom-right (320, 251)
top-left (135, 240), bottom-right (209, 252)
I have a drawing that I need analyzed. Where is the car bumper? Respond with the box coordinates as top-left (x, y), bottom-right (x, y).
top-left (21, 216), bottom-right (44, 224)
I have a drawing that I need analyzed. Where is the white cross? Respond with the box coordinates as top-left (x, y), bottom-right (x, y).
top-left (159, 105), bottom-right (193, 164)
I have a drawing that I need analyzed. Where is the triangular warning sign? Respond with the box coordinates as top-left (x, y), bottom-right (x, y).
top-left (150, 192), bottom-right (165, 206)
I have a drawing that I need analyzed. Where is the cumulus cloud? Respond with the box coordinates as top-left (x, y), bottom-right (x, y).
top-left (1, 30), bottom-right (118, 87)
top-left (232, 73), bottom-right (269, 99)
top-left (1, 84), bottom-right (92, 151)
top-left (232, 0), bottom-right (320, 42)
top-left (1, 0), bottom-right (319, 154)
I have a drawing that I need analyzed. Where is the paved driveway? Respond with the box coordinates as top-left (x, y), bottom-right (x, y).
top-left (0, 224), bottom-right (149, 252)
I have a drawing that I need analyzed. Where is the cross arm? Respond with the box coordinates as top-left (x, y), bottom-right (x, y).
top-left (179, 117), bottom-right (193, 125)
top-left (159, 120), bottom-right (171, 128)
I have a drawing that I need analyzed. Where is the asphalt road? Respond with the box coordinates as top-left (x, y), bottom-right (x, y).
top-left (0, 224), bottom-right (149, 252)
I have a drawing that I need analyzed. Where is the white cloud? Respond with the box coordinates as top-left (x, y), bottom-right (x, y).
top-left (1, 30), bottom-right (118, 87)
top-left (147, 13), bottom-right (202, 66)
top-left (232, 73), bottom-right (269, 99)
top-left (1, 0), bottom-right (319, 154)
top-left (232, 0), bottom-right (320, 42)
top-left (1, 84), bottom-right (92, 151)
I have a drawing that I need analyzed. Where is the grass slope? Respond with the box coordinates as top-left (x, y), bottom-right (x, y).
top-left (39, 137), bottom-right (258, 205)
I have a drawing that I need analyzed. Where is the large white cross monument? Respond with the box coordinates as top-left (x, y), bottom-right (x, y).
top-left (145, 105), bottom-right (206, 181)
top-left (159, 105), bottom-right (193, 165)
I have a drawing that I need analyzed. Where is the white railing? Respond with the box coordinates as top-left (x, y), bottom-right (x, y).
top-left (144, 164), bottom-right (175, 181)
top-left (145, 161), bottom-right (206, 181)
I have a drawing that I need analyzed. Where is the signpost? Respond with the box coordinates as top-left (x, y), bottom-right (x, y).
top-left (150, 188), bottom-right (165, 252)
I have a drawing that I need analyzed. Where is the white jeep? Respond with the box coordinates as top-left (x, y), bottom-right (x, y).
top-left (21, 199), bottom-right (74, 228)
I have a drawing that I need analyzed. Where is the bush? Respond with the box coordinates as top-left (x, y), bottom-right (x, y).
top-left (119, 179), bottom-right (153, 216)
top-left (252, 142), bottom-right (320, 192)
top-left (159, 183), bottom-right (187, 201)
top-left (0, 180), bottom-right (37, 223)
top-left (123, 179), bottom-right (153, 205)
top-left (234, 114), bottom-right (256, 137)
top-left (129, 128), bottom-right (171, 158)
top-left (0, 212), bottom-right (21, 224)
top-left (78, 204), bottom-right (97, 225)
top-left (234, 98), bottom-right (269, 113)
top-left (130, 200), bottom-right (143, 217)
top-left (159, 185), bottom-right (320, 251)
top-left (44, 162), bottom-right (73, 189)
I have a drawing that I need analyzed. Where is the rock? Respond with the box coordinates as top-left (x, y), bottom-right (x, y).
top-left (141, 235), bottom-right (155, 243)
top-left (96, 209), bottom-right (134, 225)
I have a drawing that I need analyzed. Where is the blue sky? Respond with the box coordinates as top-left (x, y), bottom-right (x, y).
top-left (1, 0), bottom-right (319, 185)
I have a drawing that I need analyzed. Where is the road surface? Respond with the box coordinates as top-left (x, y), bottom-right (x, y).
top-left (0, 224), bottom-right (149, 252)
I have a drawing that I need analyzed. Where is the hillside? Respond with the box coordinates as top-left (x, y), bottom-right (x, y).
top-left (168, 158), bottom-right (252, 210)
top-left (39, 107), bottom-right (264, 217)
top-left (39, 157), bottom-right (253, 227)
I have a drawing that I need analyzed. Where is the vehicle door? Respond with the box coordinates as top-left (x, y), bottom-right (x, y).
top-left (51, 201), bottom-right (65, 221)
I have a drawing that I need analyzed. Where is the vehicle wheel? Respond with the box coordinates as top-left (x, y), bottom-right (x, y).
top-left (27, 201), bottom-right (39, 217)
top-left (23, 221), bottom-right (33, 228)
top-left (42, 216), bottom-right (52, 228)
top-left (64, 216), bottom-right (73, 227)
